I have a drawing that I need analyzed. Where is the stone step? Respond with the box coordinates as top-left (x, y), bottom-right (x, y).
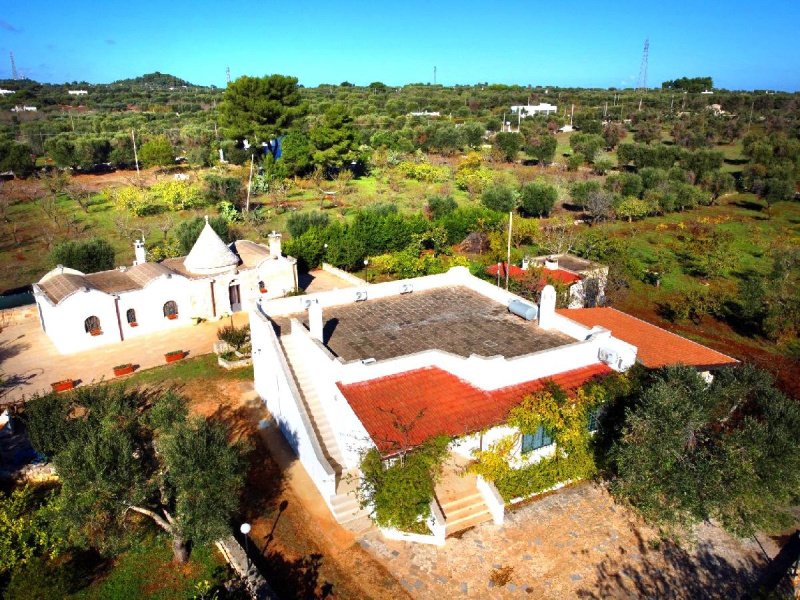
top-left (332, 494), bottom-right (360, 511)
top-left (443, 499), bottom-right (489, 522)
top-left (439, 492), bottom-right (484, 514)
top-left (445, 508), bottom-right (493, 536)
top-left (340, 514), bottom-right (374, 535)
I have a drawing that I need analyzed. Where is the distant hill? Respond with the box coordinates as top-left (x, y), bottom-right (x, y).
top-left (110, 72), bottom-right (196, 88)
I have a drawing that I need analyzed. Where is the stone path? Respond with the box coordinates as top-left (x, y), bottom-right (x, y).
top-left (0, 311), bottom-right (250, 404)
top-left (359, 483), bottom-right (775, 599)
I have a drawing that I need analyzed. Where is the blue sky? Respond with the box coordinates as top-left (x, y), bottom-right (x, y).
top-left (1, 0), bottom-right (798, 90)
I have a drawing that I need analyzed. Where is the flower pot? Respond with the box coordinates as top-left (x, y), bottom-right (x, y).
top-left (259, 288), bottom-right (267, 294)
top-left (166, 314), bottom-right (178, 320)
top-left (51, 379), bottom-right (75, 393)
top-left (129, 322), bottom-right (138, 328)
top-left (89, 329), bottom-right (103, 336)
top-left (165, 351), bottom-right (185, 363)
top-left (113, 364), bottom-right (135, 377)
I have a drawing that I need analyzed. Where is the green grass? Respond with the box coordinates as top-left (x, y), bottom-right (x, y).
top-left (124, 353), bottom-right (253, 388)
top-left (71, 533), bottom-right (229, 600)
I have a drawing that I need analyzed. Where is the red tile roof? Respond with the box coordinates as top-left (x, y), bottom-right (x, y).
top-left (337, 363), bottom-right (611, 454)
top-left (485, 263), bottom-right (581, 285)
top-left (556, 307), bottom-right (738, 369)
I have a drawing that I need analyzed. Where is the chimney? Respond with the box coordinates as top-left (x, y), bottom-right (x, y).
top-left (134, 239), bottom-right (146, 265)
top-left (308, 301), bottom-right (323, 342)
top-left (539, 285), bottom-right (557, 329)
top-left (544, 256), bottom-right (558, 271)
top-left (268, 231), bottom-right (282, 258)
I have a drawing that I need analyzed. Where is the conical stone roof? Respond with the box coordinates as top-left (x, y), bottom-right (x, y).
top-left (183, 218), bottom-right (239, 275)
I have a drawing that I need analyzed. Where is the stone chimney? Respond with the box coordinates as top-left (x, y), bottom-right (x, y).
top-left (308, 301), bottom-right (323, 342)
top-left (539, 285), bottom-right (557, 329)
top-left (134, 239), bottom-right (146, 265)
top-left (268, 231), bottom-right (282, 258)
top-left (544, 256), bottom-right (558, 271)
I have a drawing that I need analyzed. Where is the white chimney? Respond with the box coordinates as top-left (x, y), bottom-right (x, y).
top-left (544, 256), bottom-right (559, 271)
top-left (308, 301), bottom-right (323, 342)
top-left (268, 231), bottom-right (282, 258)
top-left (521, 257), bottom-right (530, 270)
top-left (539, 285), bottom-right (557, 329)
top-left (134, 239), bottom-right (146, 265)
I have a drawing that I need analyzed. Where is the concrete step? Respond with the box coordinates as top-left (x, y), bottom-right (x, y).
top-left (439, 492), bottom-right (484, 515)
top-left (443, 499), bottom-right (489, 522)
top-left (445, 508), bottom-right (493, 536)
top-left (340, 514), bottom-right (374, 535)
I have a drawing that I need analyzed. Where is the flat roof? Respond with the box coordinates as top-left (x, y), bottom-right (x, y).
top-left (295, 286), bottom-right (574, 362)
top-left (338, 363), bottom-right (611, 453)
top-left (556, 307), bottom-right (738, 369)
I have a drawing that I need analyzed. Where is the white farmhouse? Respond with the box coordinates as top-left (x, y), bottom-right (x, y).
top-left (249, 267), bottom-right (736, 542)
top-left (67, 90), bottom-right (88, 95)
top-left (510, 102), bottom-right (557, 117)
top-left (32, 220), bottom-right (297, 354)
top-left (0, 89), bottom-right (15, 96)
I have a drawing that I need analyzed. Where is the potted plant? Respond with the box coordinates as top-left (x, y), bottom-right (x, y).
top-left (164, 350), bottom-right (185, 363)
top-left (51, 379), bottom-right (75, 393)
top-left (113, 363), bottom-right (135, 377)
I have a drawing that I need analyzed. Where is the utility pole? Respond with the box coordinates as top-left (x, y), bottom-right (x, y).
top-left (9, 52), bottom-right (17, 80)
top-left (226, 66), bottom-right (231, 84)
top-left (131, 129), bottom-right (140, 177)
top-left (245, 153), bottom-right (254, 212)
top-left (433, 65), bottom-right (437, 85)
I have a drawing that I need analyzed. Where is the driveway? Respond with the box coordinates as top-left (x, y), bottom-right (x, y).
top-left (359, 483), bottom-right (777, 599)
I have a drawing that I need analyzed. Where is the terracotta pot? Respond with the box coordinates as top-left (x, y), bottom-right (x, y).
top-left (129, 322), bottom-right (138, 328)
top-left (165, 351), bottom-right (185, 363)
top-left (51, 379), bottom-right (75, 393)
top-left (89, 329), bottom-right (103, 336)
top-left (259, 288), bottom-right (267, 294)
top-left (166, 314), bottom-right (178, 320)
top-left (113, 364), bottom-right (135, 377)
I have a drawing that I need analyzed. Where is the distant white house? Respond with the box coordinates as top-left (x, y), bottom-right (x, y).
top-left (10, 105), bottom-right (36, 112)
top-left (408, 110), bottom-right (441, 117)
top-left (700, 90), bottom-right (714, 95)
top-left (511, 103), bottom-right (557, 117)
top-left (32, 221), bottom-right (297, 354)
top-left (0, 89), bottom-right (15, 96)
top-left (67, 90), bottom-right (88, 95)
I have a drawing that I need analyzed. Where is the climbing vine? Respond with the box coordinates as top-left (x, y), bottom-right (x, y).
top-left (469, 382), bottom-right (609, 501)
top-left (357, 436), bottom-right (450, 534)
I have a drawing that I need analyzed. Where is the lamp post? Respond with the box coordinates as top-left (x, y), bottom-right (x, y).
top-left (239, 522), bottom-right (251, 577)
top-left (364, 258), bottom-right (369, 283)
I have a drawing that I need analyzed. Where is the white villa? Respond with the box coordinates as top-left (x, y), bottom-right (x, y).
top-left (249, 267), bottom-right (735, 543)
top-left (33, 221), bottom-right (297, 354)
top-left (510, 102), bottom-right (558, 117)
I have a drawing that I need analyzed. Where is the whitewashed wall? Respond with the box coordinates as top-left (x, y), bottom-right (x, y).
top-left (35, 287), bottom-right (120, 354)
top-left (250, 306), bottom-right (337, 503)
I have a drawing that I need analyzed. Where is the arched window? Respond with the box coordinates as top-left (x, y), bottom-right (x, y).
top-left (163, 301), bottom-right (178, 318)
top-left (126, 308), bottom-right (137, 325)
top-left (84, 315), bottom-right (101, 334)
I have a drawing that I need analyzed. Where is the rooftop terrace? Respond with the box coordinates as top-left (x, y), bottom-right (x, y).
top-left (292, 286), bottom-right (573, 362)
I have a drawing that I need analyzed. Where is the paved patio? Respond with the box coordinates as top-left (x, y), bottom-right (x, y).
top-left (358, 482), bottom-right (776, 599)
top-left (0, 311), bottom-right (250, 404)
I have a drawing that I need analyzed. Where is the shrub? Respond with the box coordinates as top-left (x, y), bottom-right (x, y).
top-left (286, 211), bottom-right (330, 238)
top-left (138, 134), bottom-right (175, 168)
top-left (518, 181), bottom-right (557, 217)
top-left (481, 183), bottom-right (517, 213)
top-left (569, 180), bottom-right (602, 209)
top-left (0, 140), bottom-right (35, 177)
top-left (614, 196), bottom-right (651, 221)
top-left (50, 238), bottom-right (115, 273)
top-left (426, 195), bottom-right (457, 220)
top-left (396, 161), bottom-right (449, 182)
top-left (203, 174), bottom-right (242, 203)
top-left (148, 180), bottom-right (204, 211)
top-left (113, 186), bottom-right (161, 216)
top-left (605, 173), bottom-right (643, 198)
top-left (567, 153), bottom-right (585, 171)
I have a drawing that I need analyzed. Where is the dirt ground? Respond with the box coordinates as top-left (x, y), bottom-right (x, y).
top-left (184, 377), bottom-right (410, 600)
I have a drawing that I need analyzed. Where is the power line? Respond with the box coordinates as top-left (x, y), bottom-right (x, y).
top-left (636, 38), bottom-right (649, 92)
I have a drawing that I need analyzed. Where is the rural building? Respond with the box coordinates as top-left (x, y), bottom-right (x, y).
top-left (249, 267), bottom-right (734, 542)
top-left (67, 90), bottom-right (88, 95)
top-left (510, 103), bottom-right (557, 117)
top-left (10, 105), bottom-right (36, 112)
top-left (32, 220), bottom-right (297, 354)
top-left (486, 253), bottom-right (608, 308)
top-left (0, 89), bottom-right (15, 95)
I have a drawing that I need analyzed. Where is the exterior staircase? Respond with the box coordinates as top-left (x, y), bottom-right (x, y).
top-left (280, 334), bottom-right (345, 476)
top-left (279, 334), bottom-right (372, 531)
top-left (441, 491), bottom-right (494, 537)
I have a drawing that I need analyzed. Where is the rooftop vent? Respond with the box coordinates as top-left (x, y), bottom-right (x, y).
top-left (508, 299), bottom-right (538, 321)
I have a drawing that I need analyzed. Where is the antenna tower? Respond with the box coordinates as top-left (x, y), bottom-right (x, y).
top-left (433, 66), bottom-right (437, 85)
top-left (10, 52), bottom-right (18, 80)
top-left (636, 38), bottom-right (649, 92)
top-left (226, 66), bottom-right (231, 84)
